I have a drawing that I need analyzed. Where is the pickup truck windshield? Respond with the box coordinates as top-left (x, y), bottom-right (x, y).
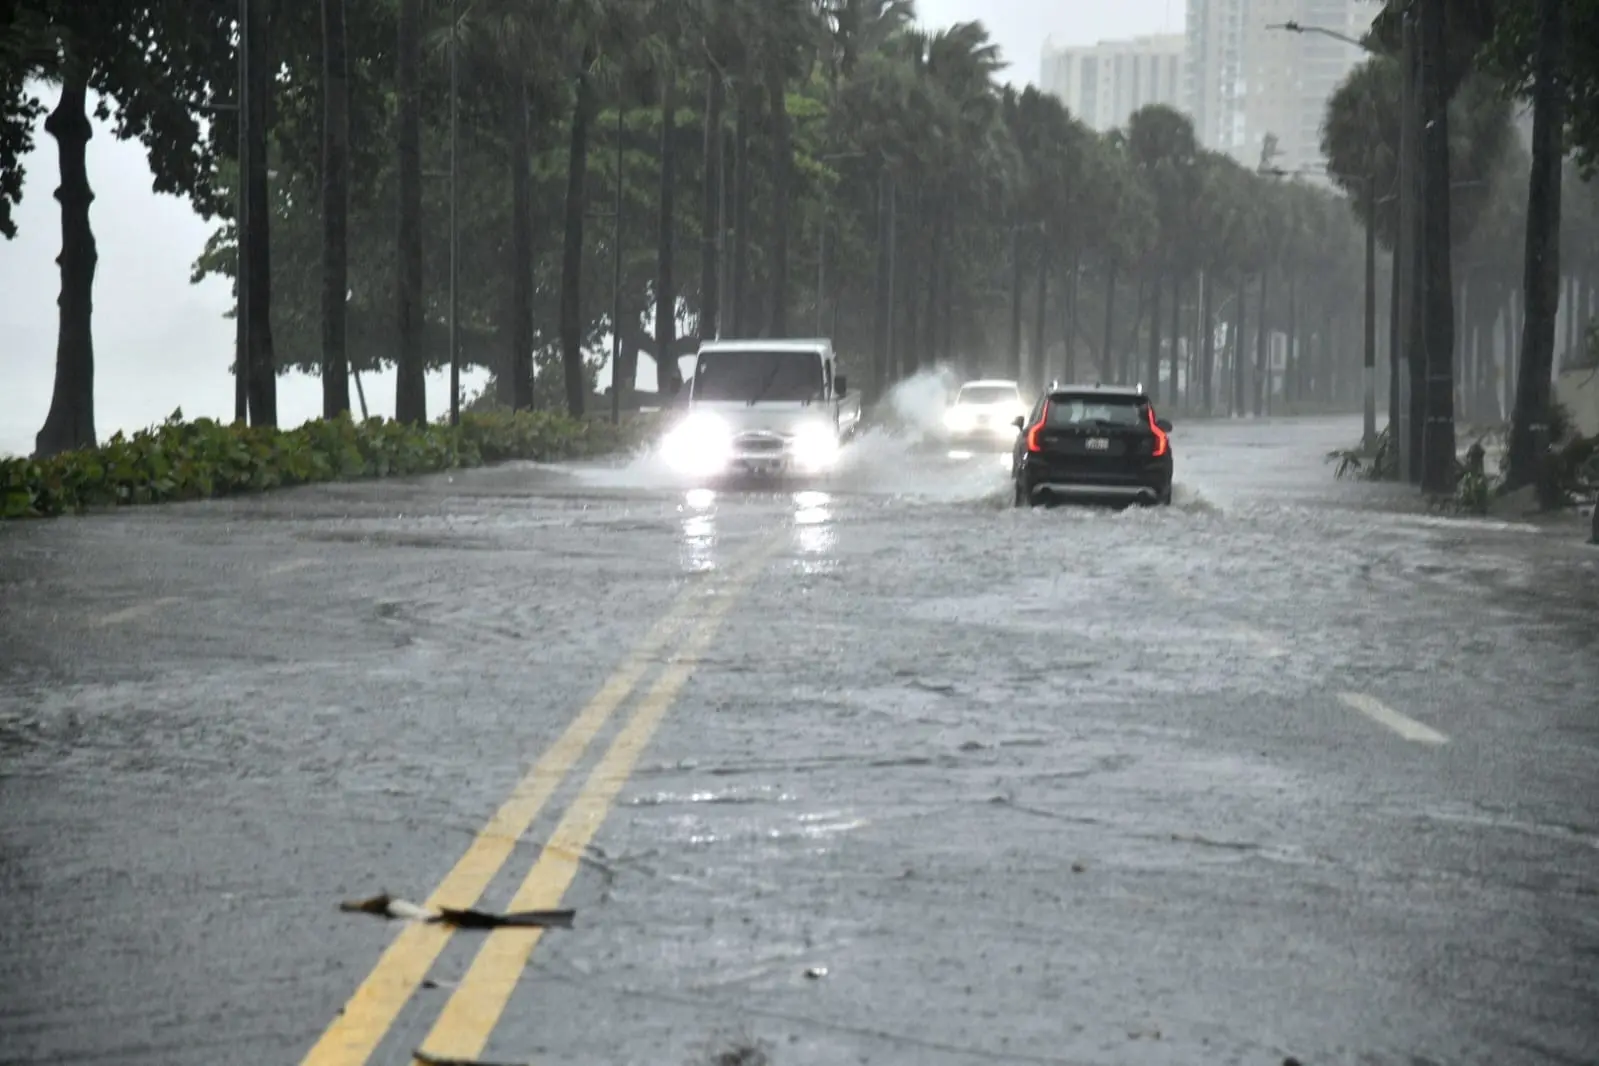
top-left (693, 349), bottom-right (823, 404)
top-left (957, 385), bottom-right (1019, 406)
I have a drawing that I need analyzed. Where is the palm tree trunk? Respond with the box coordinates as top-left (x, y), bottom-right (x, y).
top-left (1200, 271), bottom-right (1215, 414)
top-left (1063, 247), bottom-right (1080, 384)
top-left (1009, 226), bottom-right (1023, 381)
top-left (33, 67), bottom-right (97, 458)
top-left (871, 170), bottom-right (894, 397)
top-left (655, 69), bottom-right (679, 395)
top-left (698, 69), bottom-right (722, 344)
top-left (245, 0), bottom-right (278, 426)
top-left (394, 0), bottom-right (425, 424)
top-left (1033, 253), bottom-right (1048, 391)
top-left (1254, 270), bottom-right (1269, 416)
top-left (558, 46), bottom-right (597, 418)
top-left (1146, 271), bottom-right (1163, 394)
top-left (1100, 263), bottom-right (1117, 381)
top-left (1388, 245), bottom-right (1401, 455)
top-left (1233, 277), bottom-right (1249, 417)
top-left (730, 96), bottom-right (751, 335)
top-left (1167, 272), bottom-right (1181, 406)
top-left (1505, 0), bottom-right (1565, 493)
top-left (925, 207), bottom-right (942, 364)
top-left (1418, 0), bottom-right (1457, 493)
top-left (764, 65), bottom-right (791, 337)
top-left (1285, 272), bottom-right (1299, 405)
top-left (509, 78), bottom-right (534, 411)
top-left (320, 0), bottom-right (351, 418)
top-left (939, 231), bottom-right (955, 367)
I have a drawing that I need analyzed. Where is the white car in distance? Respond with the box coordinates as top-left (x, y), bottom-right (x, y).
top-left (942, 379), bottom-right (1027, 447)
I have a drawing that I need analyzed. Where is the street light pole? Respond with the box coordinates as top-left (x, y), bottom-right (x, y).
top-left (447, 0), bottom-right (459, 426)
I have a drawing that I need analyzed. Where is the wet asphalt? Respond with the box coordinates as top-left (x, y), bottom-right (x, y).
top-left (1, 415), bottom-right (1597, 1066)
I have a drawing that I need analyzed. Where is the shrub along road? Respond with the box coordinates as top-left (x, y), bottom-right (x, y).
top-left (1, 416), bottom-right (1596, 1066)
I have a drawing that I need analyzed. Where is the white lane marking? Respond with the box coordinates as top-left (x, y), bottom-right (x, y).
top-left (267, 558), bottom-right (319, 575)
top-left (93, 596), bottom-right (183, 627)
top-left (1338, 692), bottom-right (1449, 745)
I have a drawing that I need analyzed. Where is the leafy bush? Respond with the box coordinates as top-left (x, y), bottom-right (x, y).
top-left (1328, 424), bottom-right (1397, 481)
top-left (1, 408), bottom-right (659, 519)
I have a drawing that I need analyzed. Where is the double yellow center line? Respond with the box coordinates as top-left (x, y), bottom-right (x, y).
top-left (300, 537), bottom-right (778, 1066)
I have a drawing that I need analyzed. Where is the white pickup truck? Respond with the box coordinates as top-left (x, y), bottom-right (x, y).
top-left (660, 338), bottom-right (864, 478)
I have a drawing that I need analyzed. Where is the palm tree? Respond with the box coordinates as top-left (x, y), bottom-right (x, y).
top-left (30, 36), bottom-right (99, 456)
top-left (1505, 0), bottom-right (1565, 493)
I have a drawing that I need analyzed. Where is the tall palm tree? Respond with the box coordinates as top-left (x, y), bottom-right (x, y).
top-left (1505, 0), bottom-right (1565, 493)
top-left (394, 0), bottom-right (426, 424)
top-left (320, 0), bottom-right (351, 418)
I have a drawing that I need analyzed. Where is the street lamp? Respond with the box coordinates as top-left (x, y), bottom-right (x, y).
top-left (1266, 20), bottom-right (1369, 49)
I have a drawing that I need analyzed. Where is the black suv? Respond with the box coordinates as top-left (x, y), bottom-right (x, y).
top-left (1010, 384), bottom-right (1173, 507)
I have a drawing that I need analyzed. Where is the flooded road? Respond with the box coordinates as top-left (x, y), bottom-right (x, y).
top-left (2, 414), bottom-right (1596, 1065)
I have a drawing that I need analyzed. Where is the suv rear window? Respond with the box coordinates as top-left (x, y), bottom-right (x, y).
top-left (1046, 395), bottom-right (1148, 428)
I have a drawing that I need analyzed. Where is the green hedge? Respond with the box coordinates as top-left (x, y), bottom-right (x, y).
top-left (1, 409), bottom-right (658, 519)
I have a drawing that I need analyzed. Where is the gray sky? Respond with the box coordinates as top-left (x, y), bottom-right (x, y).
top-left (917, 0), bottom-right (1182, 83)
top-left (0, 0), bottom-right (1181, 455)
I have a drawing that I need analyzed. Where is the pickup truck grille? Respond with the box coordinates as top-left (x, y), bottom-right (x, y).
top-left (734, 433), bottom-right (786, 453)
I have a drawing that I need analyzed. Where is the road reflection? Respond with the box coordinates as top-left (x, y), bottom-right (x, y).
top-left (679, 488), bottom-right (718, 573)
top-left (792, 491), bottom-right (836, 573)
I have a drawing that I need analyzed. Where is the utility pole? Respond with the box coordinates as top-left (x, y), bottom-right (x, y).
top-left (447, 0), bottom-right (459, 425)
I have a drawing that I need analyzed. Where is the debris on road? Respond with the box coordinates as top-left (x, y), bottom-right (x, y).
top-left (339, 892), bottom-right (576, 929)
top-left (803, 965), bottom-right (828, 979)
top-left (414, 1051), bottom-right (531, 1066)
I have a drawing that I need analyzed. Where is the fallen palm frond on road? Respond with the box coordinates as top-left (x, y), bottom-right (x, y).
top-left (1, 409), bottom-right (660, 519)
top-left (339, 891), bottom-right (576, 929)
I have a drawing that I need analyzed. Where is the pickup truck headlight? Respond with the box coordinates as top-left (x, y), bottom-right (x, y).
top-left (661, 412), bottom-right (733, 475)
top-left (944, 407), bottom-right (975, 431)
top-left (791, 422), bottom-right (839, 470)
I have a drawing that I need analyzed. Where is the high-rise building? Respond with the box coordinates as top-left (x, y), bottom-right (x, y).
top-left (1184, 0), bottom-right (1374, 175)
top-left (1040, 34), bottom-right (1186, 133)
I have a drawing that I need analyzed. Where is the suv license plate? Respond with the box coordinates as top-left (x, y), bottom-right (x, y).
top-left (1086, 438), bottom-right (1109, 451)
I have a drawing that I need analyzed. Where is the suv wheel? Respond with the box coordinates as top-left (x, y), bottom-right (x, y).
top-left (1013, 479), bottom-right (1028, 508)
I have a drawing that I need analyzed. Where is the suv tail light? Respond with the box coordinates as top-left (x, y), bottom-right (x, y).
top-left (1148, 406), bottom-right (1169, 457)
top-left (1026, 401), bottom-right (1049, 452)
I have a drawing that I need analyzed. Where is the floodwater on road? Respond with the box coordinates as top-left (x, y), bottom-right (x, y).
top-left (1, 408), bottom-right (1596, 1066)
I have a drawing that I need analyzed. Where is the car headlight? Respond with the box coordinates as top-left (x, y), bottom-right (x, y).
top-left (791, 422), bottom-right (839, 470)
top-left (661, 413), bottom-right (733, 474)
